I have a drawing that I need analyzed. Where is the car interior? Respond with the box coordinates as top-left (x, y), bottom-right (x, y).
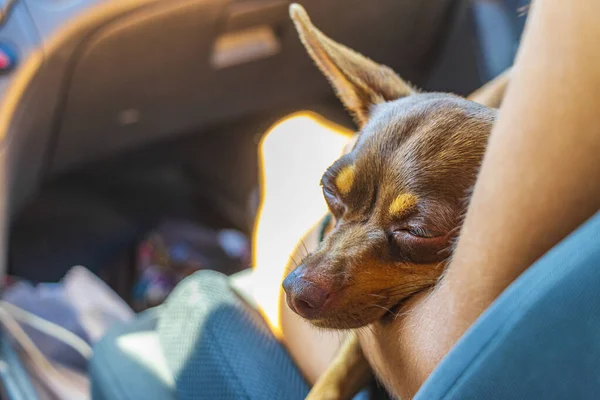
top-left (0, 0), bottom-right (526, 398)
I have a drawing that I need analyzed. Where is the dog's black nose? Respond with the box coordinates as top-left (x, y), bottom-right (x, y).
top-left (283, 266), bottom-right (330, 319)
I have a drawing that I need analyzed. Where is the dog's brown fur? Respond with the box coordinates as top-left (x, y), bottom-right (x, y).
top-left (283, 4), bottom-right (509, 399)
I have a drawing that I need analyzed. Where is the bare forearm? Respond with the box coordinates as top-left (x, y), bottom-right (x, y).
top-left (445, 0), bottom-right (600, 341)
top-left (393, 0), bottom-right (600, 396)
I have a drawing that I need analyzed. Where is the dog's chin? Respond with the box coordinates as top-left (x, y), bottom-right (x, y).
top-left (305, 291), bottom-right (427, 330)
top-left (307, 308), bottom-right (387, 330)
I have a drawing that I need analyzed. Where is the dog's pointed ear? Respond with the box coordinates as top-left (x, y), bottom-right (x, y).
top-left (290, 4), bottom-right (415, 127)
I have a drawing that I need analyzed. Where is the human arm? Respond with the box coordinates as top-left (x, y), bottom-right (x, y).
top-left (367, 1), bottom-right (600, 397)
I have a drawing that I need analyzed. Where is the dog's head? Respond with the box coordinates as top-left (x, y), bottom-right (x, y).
top-left (282, 4), bottom-right (497, 329)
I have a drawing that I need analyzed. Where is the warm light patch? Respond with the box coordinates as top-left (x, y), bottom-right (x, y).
top-left (251, 111), bottom-right (352, 339)
top-left (389, 193), bottom-right (418, 216)
top-left (335, 165), bottom-right (355, 195)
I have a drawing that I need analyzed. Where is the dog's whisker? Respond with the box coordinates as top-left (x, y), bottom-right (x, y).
top-left (384, 283), bottom-right (433, 296)
top-left (384, 283), bottom-right (427, 292)
top-left (386, 283), bottom-right (432, 293)
top-left (288, 252), bottom-right (300, 269)
top-left (377, 278), bottom-right (437, 292)
top-left (365, 289), bottom-right (418, 304)
top-left (370, 304), bottom-right (394, 314)
top-left (393, 309), bottom-right (406, 321)
top-left (357, 323), bottom-right (375, 336)
top-left (299, 239), bottom-right (310, 257)
top-left (367, 324), bottom-right (376, 335)
top-left (364, 291), bottom-right (424, 311)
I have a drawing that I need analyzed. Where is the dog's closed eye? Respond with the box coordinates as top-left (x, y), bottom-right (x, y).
top-left (394, 226), bottom-right (436, 239)
top-left (322, 184), bottom-right (345, 217)
top-left (389, 227), bottom-right (450, 264)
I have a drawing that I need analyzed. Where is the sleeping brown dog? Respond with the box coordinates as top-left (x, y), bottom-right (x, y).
top-left (282, 4), bottom-right (511, 399)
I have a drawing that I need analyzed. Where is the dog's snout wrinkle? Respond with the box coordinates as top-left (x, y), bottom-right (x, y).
top-left (326, 222), bottom-right (384, 257)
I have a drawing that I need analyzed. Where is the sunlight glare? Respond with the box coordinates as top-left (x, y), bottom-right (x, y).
top-left (251, 112), bottom-right (352, 338)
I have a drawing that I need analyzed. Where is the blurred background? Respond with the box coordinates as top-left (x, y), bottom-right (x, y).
top-left (0, 0), bottom-right (526, 304)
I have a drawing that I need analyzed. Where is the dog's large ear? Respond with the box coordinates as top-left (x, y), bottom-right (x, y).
top-left (290, 4), bottom-right (415, 127)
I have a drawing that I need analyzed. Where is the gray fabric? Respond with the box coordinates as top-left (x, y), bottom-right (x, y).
top-left (90, 270), bottom-right (376, 399)
top-left (90, 308), bottom-right (174, 400)
top-left (157, 270), bottom-right (311, 400)
top-left (90, 271), bottom-right (312, 400)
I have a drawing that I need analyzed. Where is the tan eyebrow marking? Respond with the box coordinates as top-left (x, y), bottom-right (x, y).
top-left (389, 193), bottom-right (418, 216)
top-left (335, 165), bottom-right (355, 195)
